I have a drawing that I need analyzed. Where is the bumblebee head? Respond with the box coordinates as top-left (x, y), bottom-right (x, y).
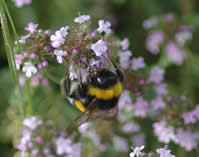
top-left (87, 69), bottom-right (118, 89)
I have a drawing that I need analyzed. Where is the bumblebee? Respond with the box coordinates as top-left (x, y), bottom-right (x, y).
top-left (62, 61), bottom-right (124, 131)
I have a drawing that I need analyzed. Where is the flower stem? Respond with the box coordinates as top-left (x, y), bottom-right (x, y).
top-left (2, 0), bottom-right (18, 39)
top-left (0, 0), bottom-right (25, 117)
top-left (0, 0), bottom-right (18, 87)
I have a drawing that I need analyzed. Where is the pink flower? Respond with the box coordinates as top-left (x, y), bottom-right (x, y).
top-left (23, 116), bottom-right (42, 130)
top-left (148, 66), bottom-right (164, 84)
top-left (91, 40), bottom-right (107, 57)
top-left (122, 120), bottom-right (140, 133)
top-left (56, 136), bottom-right (73, 155)
top-left (175, 31), bottom-right (192, 46)
top-left (153, 121), bottom-right (176, 143)
top-left (151, 96), bottom-right (166, 110)
top-left (15, 54), bottom-right (24, 70)
top-left (13, 0), bottom-right (32, 8)
top-left (97, 20), bottom-right (112, 34)
top-left (118, 90), bottom-right (132, 110)
top-left (143, 17), bottom-right (158, 29)
top-left (68, 143), bottom-right (82, 157)
top-left (154, 83), bottom-right (168, 95)
top-left (50, 26), bottom-right (69, 48)
top-left (131, 134), bottom-right (145, 147)
top-left (165, 41), bottom-right (186, 65)
top-left (112, 136), bottom-right (128, 152)
top-left (25, 22), bottom-right (38, 33)
top-left (118, 50), bottom-right (132, 69)
top-left (120, 38), bottom-right (129, 50)
top-left (54, 49), bottom-right (65, 63)
top-left (182, 111), bottom-right (197, 124)
top-left (19, 74), bottom-right (25, 86)
top-left (165, 13), bottom-right (174, 23)
top-left (146, 30), bottom-right (164, 55)
top-left (132, 97), bottom-right (148, 118)
top-left (74, 14), bottom-right (90, 24)
top-left (156, 147), bottom-right (175, 157)
top-left (175, 128), bottom-right (199, 151)
top-left (22, 61), bottom-right (37, 77)
top-left (131, 57), bottom-right (145, 70)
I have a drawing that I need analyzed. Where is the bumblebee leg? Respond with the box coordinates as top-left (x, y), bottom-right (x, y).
top-left (78, 84), bottom-right (87, 97)
top-left (77, 67), bottom-right (87, 97)
top-left (64, 77), bottom-right (71, 97)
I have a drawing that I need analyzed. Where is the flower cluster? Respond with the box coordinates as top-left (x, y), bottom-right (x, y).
top-left (129, 145), bottom-right (175, 157)
top-left (13, 0), bottom-right (32, 8)
top-left (15, 22), bottom-right (51, 86)
top-left (153, 104), bottom-right (199, 151)
top-left (17, 116), bottom-right (81, 157)
top-left (15, 15), bottom-right (133, 86)
top-left (144, 13), bottom-right (194, 65)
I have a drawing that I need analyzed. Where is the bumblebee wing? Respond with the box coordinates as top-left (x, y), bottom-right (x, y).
top-left (66, 98), bottom-right (97, 133)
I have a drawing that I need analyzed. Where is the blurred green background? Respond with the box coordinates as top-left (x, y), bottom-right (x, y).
top-left (1, 0), bottom-right (199, 156)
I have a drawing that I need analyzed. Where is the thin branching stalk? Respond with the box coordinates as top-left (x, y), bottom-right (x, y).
top-left (0, 0), bottom-right (25, 116)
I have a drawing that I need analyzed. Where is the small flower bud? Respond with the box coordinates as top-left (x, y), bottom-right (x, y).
top-left (30, 53), bottom-right (37, 60)
top-left (72, 49), bottom-right (78, 55)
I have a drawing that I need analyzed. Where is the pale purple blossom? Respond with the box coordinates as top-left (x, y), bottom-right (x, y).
top-left (19, 74), bottom-right (25, 86)
top-left (131, 134), bottom-right (145, 147)
top-left (55, 136), bottom-right (73, 155)
top-left (68, 143), bottom-right (82, 157)
top-left (151, 96), bottom-right (166, 110)
top-left (182, 111), bottom-right (197, 124)
top-left (130, 145), bottom-right (145, 157)
top-left (97, 20), bottom-right (112, 34)
top-left (118, 90), bottom-right (132, 110)
top-left (165, 13), bottom-right (174, 23)
top-left (156, 147), bottom-right (175, 157)
top-left (54, 49), bottom-right (66, 63)
top-left (91, 39), bottom-right (107, 57)
top-left (23, 116), bottom-right (42, 130)
top-left (122, 120), bottom-right (140, 133)
top-left (74, 14), bottom-right (90, 24)
top-left (13, 0), bottom-right (32, 8)
top-left (113, 136), bottom-right (129, 152)
top-left (30, 53), bottom-right (37, 60)
top-left (120, 38), bottom-right (129, 50)
top-left (154, 83), bottom-right (168, 95)
top-left (175, 31), bottom-right (192, 46)
top-left (17, 129), bottom-right (31, 151)
top-left (25, 22), bottom-right (38, 33)
top-left (143, 17), bottom-right (158, 29)
top-left (30, 74), bottom-right (41, 86)
top-left (153, 121), bottom-right (176, 143)
top-left (132, 97), bottom-right (148, 118)
top-left (18, 34), bottom-right (30, 44)
top-left (131, 57), bottom-right (145, 70)
top-left (146, 30), bottom-right (164, 55)
top-left (148, 66), bottom-right (164, 84)
top-left (118, 50), bottom-right (132, 69)
top-left (22, 61), bottom-right (37, 77)
top-left (175, 128), bottom-right (199, 151)
top-left (50, 26), bottom-right (69, 48)
top-left (165, 41), bottom-right (186, 65)
top-left (15, 54), bottom-right (24, 70)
